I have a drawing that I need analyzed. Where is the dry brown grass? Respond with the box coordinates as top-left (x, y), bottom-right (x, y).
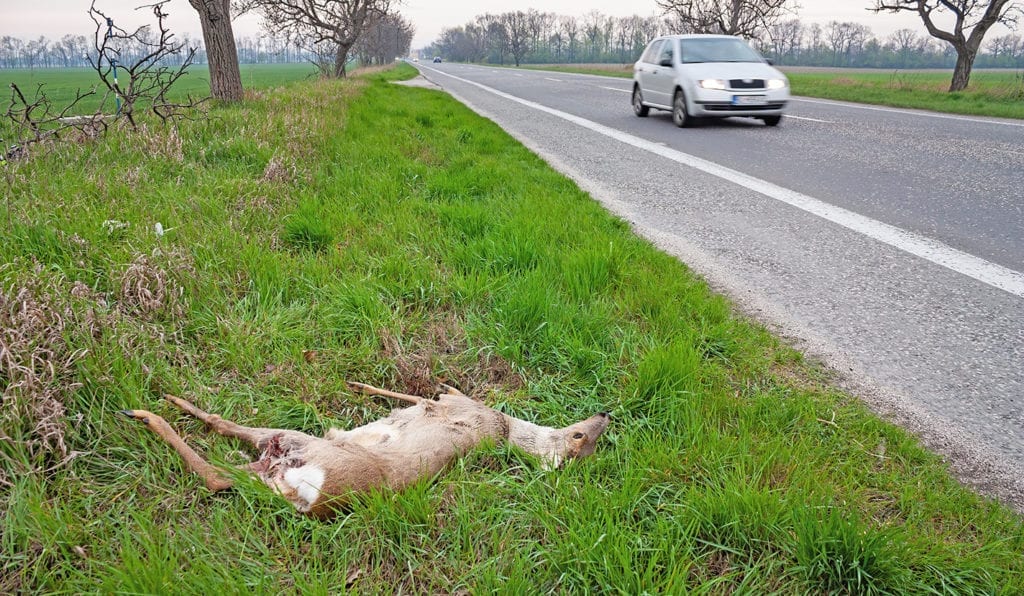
top-left (118, 248), bottom-right (193, 322)
top-left (0, 269), bottom-right (84, 486)
top-left (0, 248), bottom-right (194, 487)
top-left (129, 123), bottom-right (185, 163)
top-left (262, 155), bottom-right (296, 184)
top-left (379, 314), bottom-right (524, 399)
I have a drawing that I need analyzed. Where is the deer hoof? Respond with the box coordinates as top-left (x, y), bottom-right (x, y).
top-left (119, 409), bottom-right (148, 423)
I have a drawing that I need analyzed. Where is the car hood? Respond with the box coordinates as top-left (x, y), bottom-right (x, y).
top-left (678, 62), bottom-right (785, 81)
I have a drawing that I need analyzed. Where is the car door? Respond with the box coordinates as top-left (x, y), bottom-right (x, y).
top-left (635, 39), bottom-right (663, 104)
top-left (649, 38), bottom-right (677, 107)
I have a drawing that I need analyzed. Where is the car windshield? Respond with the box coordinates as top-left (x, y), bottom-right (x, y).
top-left (679, 38), bottom-right (763, 63)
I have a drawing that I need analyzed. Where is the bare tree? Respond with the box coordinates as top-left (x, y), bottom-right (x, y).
top-left (502, 11), bottom-right (534, 67)
top-left (986, 32), bottom-right (1022, 63)
top-left (825, 21), bottom-right (872, 66)
top-left (478, 14), bottom-right (509, 64)
top-left (187, 0), bottom-right (243, 100)
top-left (872, 0), bottom-right (1022, 91)
top-left (2, 84), bottom-right (101, 162)
top-left (656, 0), bottom-right (795, 38)
top-left (768, 18), bottom-right (803, 63)
top-left (242, 0), bottom-right (394, 77)
top-left (582, 10), bottom-right (606, 61)
top-left (23, 37), bottom-right (50, 69)
top-left (560, 16), bottom-right (580, 63)
top-left (88, 2), bottom-right (204, 127)
top-left (354, 13), bottom-right (413, 65)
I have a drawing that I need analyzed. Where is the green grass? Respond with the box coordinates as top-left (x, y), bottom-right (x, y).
top-left (1, 62), bottom-right (1022, 593)
top-left (513, 63), bottom-right (1024, 119)
top-left (786, 70), bottom-right (1024, 119)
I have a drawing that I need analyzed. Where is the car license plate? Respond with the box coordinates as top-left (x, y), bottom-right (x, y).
top-left (732, 95), bottom-right (767, 106)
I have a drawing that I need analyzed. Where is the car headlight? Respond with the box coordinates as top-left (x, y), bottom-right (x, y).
top-left (766, 79), bottom-right (787, 90)
top-left (699, 79), bottom-right (727, 90)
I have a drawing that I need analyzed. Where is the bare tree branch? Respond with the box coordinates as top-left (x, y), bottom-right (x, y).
top-left (87, 1), bottom-right (207, 127)
top-left (656, 0), bottom-right (796, 38)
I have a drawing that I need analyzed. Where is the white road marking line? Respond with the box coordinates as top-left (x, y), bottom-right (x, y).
top-left (786, 115), bottom-right (834, 123)
top-left (544, 77), bottom-right (562, 82)
top-left (792, 96), bottom-right (1024, 128)
top-left (421, 65), bottom-right (1024, 299)
top-left (601, 86), bottom-right (631, 93)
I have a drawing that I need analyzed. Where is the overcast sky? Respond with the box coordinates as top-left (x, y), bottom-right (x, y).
top-left (0, 0), bottom-right (964, 50)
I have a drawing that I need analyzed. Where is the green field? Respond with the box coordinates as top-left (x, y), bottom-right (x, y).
top-left (785, 69), bottom-right (1024, 119)
top-left (514, 64), bottom-right (1024, 119)
top-left (1, 63), bottom-right (317, 120)
top-left (2, 63), bottom-right (1022, 592)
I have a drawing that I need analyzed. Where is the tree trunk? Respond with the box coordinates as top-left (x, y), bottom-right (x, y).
top-left (334, 44), bottom-right (351, 78)
top-left (949, 45), bottom-right (977, 92)
top-left (191, 0), bottom-right (243, 101)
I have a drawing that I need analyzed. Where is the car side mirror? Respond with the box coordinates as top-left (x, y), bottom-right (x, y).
top-left (659, 58), bottom-right (673, 67)
top-left (766, 58), bottom-right (775, 66)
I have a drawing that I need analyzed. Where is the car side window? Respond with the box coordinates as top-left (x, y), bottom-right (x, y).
top-left (641, 40), bottom-right (663, 64)
top-left (657, 40), bottom-right (674, 65)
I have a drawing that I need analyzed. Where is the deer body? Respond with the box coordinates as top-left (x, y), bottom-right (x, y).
top-left (124, 383), bottom-right (609, 518)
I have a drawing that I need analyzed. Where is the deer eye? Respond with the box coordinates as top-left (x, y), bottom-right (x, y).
top-left (572, 432), bottom-right (585, 440)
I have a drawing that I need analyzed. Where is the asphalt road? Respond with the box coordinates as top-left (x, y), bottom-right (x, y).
top-left (411, 62), bottom-right (1024, 510)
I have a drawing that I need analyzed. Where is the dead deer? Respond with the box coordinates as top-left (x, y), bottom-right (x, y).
top-left (121, 382), bottom-right (610, 518)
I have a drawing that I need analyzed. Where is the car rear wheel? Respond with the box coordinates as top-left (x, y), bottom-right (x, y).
top-left (762, 115), bottom-right (782, 127)
top-left (672, 90), bottom-right (691, 128)
top-left (632, 86), bottom-right (649, 117)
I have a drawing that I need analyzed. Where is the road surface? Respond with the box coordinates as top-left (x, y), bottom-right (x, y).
top-left (411, 62), bottom-right (1024, 510)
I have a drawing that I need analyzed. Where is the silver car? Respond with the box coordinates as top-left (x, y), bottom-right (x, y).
top-left (632, 34), bottom-right (789, 127)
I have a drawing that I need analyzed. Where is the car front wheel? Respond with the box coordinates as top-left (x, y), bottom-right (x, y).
top-left (762, 115), bottom-right (782, 127)
top-left (632, 86), bottom-right (649, 117)
top-left (672, 90), bottom-right (691, 128)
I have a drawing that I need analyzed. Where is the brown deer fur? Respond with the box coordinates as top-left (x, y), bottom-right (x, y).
top-left (122, 382), bottom-right (610, 518)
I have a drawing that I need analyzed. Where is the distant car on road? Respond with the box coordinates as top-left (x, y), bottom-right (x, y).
top-left (412, 57), bottom-right (419, 62)
top-left (632, 34), bottom-right (789, 127)
top-left (433, 57), bottom-right (442, 63)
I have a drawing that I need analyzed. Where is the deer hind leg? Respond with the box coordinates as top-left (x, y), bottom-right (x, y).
top-left (438, 382), bottom-right (467, 396)
top-left (346, 381), bottom-right (422, 405)
top-left (120, 409), bottom-right (233, 491)
top-left (163, 394), bottom-right (284, 448)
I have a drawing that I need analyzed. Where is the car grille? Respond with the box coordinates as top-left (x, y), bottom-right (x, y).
top-left (729, 79), bottom-right (765, 89)
top-left (702, 103), bottom-right (786, 112)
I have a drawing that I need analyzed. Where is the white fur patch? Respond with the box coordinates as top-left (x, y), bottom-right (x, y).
top-left (283, 465), bottom-right (326, 510)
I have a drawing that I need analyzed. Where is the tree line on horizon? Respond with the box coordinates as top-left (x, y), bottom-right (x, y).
top-left (0, 19), bottom-right (413, 72)
top-left (423, 12), bottom-right (1022, 71)
top-left (423, 1), bottom-right (1022, 91)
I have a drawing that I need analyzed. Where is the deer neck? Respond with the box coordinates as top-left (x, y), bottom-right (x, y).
top-left (504, 416), bottom-right (562, 462)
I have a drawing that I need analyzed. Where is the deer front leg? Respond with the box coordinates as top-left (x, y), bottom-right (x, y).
top-left (120, 409), bottom-right (234, 491)
top-left (163, 394), bottom-right (289, 449)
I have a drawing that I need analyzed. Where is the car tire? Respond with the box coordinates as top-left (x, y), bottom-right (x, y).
top-left (672, 90), bottom-right (691, 128)
top-left (762, 115), bottom-right (782, 127)
top-left (632, 86), bottom-right (649, 117)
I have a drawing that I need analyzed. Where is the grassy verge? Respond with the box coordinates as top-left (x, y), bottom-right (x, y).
top-left (512, 63), bottom-right (1024, 119)
top-left (1, 62), bottom-right (1022, 593)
